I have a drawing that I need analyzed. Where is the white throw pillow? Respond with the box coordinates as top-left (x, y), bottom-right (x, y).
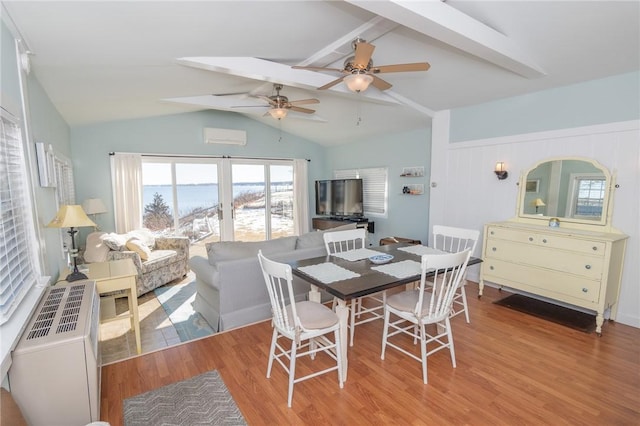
top-left (127, 228), bottom-right (156, 250)
top-left (84, 232), bottom-right (109, 263)
top-left (101, 233), bottom-right (128, 251)
top-left (126, 237), bottom-right (151, 261)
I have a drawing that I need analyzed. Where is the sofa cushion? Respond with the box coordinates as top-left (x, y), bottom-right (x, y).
top-left (295, 223), bottom-right (358, 249)
top-left (141, 249), bottom-right (178, 273)
top-left (101, 233), bottom-right (128, 251)
top-left (127, 228), bottom-right (156, 250)
top-left (126, 237), bottom-right (151, 261)
top-left (84, 231), bottom-right (109, 263)
top-left (206, 236), bottom-right (297, 264)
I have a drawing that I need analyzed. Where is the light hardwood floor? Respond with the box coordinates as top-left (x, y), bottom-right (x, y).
top-left (100, 283), bottom-right (640, 425)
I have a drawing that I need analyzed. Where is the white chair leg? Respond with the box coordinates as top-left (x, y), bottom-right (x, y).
top-left (381, 309), bottom-right (390, 360)
top-left (419, 323), bottom-right (428, 384)
top-left (459, 284), bottom-right (470, 323)
top-left (266, 327), bottom-right (277, 378)
top-left (287, 339), bottom-right (298, 408)
top-left (445, 317), bottom-right (456, 368)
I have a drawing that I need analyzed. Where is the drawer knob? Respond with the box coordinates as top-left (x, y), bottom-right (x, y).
top-left (542, 239), bottom-right (547, 243)
top-left (490, 266), bottom-right (494, 270)
top-left (492, 247), bottom-right (496, 252)
top-left (490, 231), bottom-right (494, 235)
top-left (592, 246), bottom-right (598, 251)
top-left (528, 237), bottom-right (533, 242)
top-left (582, 288), bottom-right (588, 293)
top-left (585, 265), bottom-right (591, 270)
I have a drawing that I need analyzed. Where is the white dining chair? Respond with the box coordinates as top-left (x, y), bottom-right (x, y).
top-left (431, 225), bottom-right (480, 323)
top-left (323, 228), bottom-right (383, 347)
top-left (381, 249), bottom-right (471, 384)
top-left (257, 250), bottom-right (343, 407)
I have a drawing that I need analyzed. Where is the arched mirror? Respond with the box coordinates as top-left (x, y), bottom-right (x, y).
top-left (517, 157), bottom-right (613, 226)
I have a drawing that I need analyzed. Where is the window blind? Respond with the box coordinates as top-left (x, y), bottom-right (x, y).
top-left (334, 167), bottom-right (388, 216)
top-left (0, 111), bottom-right (38, 324)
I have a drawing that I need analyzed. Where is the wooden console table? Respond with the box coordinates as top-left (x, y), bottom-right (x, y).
top-left (312, 217), bottom-right (375, 233)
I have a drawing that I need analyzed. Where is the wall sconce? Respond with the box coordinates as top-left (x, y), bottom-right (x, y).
top-left (494, 162), bottom-right (508, 180)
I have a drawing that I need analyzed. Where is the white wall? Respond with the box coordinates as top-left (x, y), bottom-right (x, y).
top-left (430, 117), bottom-right (639, 328)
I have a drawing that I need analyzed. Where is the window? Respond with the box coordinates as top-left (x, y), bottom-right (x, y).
top-left (334, 167), bottom-right (388, 217)
top-left (568, 174), bottom-right (606, 219)
top-left (0, 109), bottom-right (41, 324)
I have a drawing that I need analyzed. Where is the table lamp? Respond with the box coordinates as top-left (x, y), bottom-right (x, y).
top-left (533, 198), bottom-right (546, 213)
top-left (47, 205), bottom-right (96, 282)
top-left (82, 198), bottom-right (107, 230)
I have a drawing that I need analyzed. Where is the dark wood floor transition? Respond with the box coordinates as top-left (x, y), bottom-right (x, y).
top-left (100, 284), bottom-right (640, 425)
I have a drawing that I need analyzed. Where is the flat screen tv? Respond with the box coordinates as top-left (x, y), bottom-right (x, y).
top-left (315, 178), bottom-right (364, 218)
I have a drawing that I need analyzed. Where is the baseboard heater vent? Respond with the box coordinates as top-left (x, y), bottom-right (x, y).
top-left (204, 127), bottom-right (247, 145)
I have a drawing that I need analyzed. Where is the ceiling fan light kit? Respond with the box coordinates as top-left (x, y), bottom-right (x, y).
top-left (294, 38), bottom-right (430, 93)
top-left (344, 72), bottom-right (374, 93)
top-left (269, 107), bottom-right (288, 120)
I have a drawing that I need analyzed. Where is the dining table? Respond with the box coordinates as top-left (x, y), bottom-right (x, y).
top-left (289, 242), bottom-right (482, 381)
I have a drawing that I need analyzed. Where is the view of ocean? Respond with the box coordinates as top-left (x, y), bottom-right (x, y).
top-left (143, 183), bottom-right (290, 215)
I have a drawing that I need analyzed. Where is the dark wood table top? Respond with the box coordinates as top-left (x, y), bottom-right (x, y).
top-left (289, 243), bottom-right (482, 302)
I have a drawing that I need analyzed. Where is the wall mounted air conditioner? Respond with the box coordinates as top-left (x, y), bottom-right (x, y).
top-left (9, 281), bottom-right (100, 426)
top-left (204, 127), bottom-right (247, 145)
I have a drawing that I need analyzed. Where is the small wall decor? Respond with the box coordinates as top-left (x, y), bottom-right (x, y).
top-left (526, 179), bottom-right (540, 193)
top-left (401, 184), bottom-right (424, 195)
top-left (401, 166), bottom-right (424, 177)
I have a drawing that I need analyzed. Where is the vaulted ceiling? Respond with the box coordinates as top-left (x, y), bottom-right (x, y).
top-left (3, 1), bottom-right (639, 146)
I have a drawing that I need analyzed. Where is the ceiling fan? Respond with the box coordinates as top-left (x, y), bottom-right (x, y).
top-left (221, 84), bottom-right (319, 120)
top-left (293, 38), bottom-right (430, 93)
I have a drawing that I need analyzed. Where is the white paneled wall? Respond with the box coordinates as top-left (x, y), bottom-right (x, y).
top-left (430, 117), bottom-right (639, 328)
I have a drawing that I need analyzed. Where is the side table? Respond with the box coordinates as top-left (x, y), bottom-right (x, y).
top-left (58, 258), bottom-right (141, 354)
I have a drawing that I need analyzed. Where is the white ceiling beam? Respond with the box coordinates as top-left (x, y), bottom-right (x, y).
top-left (176, 57), bottom-right (401, 105)
top-left (298, 16), bottom-right (399, 68)
top-left (346, 0), bottom-right (546, 78)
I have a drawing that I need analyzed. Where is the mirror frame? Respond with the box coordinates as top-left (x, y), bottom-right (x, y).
top-left (515, 156), bottom-right (616, 229)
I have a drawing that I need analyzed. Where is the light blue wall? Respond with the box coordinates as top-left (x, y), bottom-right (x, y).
top-left (70, 110), bottom-right (327, 232)
top-left (450, 72), bottom-right (640, 142)
top-left (325, 127), bottom-right (432, 244)
top-left (1, 19), bottom-right (71, 278)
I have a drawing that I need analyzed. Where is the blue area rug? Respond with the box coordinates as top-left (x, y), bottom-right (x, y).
top-left (154, 281), bottom-right (214, 342)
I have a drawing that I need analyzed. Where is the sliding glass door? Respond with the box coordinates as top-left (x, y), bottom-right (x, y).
top-left (141, 157), bottom-right (295, 251)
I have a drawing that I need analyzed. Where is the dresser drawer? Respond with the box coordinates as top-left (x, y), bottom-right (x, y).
top-left (485, 239), bottom-right (603, 279)
top-left (483, 258), bottom-right (600, 304)
top-left (486, 226), bottom-right (606, 256)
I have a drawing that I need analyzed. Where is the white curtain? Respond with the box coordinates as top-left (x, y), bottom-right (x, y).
top-left (293, 158), bottom-right (309, 235)
top-left (110, 153), bottom-right (142, 233)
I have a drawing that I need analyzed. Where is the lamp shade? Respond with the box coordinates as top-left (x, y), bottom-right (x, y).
top-left (47, 205), bottom-right (96, 228)
top-left (344, 73), bottom-right (373, 92)
top-left (82, 198), bottom-right (107, 215)
top-left (533, 198), bottom-right (546, 207)
top-left (269, 107), bottom-right (288, 120)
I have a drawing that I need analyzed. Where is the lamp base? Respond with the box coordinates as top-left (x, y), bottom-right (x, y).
top-left (65, 270), bottom-right (88, 282)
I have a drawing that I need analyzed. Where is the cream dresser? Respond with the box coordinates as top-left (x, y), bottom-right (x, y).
top-left (479, 157), bottom-right (628, 335)
top-left (480, 221), bottom-right (627, 334)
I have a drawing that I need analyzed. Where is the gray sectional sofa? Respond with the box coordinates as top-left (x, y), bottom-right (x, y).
top-left (189, 224), bottom-right (356, 332)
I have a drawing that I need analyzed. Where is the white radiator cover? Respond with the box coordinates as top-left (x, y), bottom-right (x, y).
top-left (204, 127), bottom-right (247, 145)
top-left (9, 281), bottom-right (100, 426)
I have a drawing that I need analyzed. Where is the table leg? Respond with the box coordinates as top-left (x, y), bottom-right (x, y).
top-left (335, 299), bottom-right (349, 382)
top-left (128, 284), bottom-right (142, 354)
top-left (308, 284), bottom-right (322, 303)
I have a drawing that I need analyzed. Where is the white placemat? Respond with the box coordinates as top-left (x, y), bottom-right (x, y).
top-left (398, 245), bottom-right (446, 256)
top-left (298, 262), bottom-right (361, 284)
top-left (332, 248), bottom-right (382, 262)
top-left (372, 260), bottom-right (422, 279)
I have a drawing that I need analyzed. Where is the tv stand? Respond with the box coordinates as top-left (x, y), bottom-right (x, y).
top-left (312, 217), bottom-right (375, 234)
